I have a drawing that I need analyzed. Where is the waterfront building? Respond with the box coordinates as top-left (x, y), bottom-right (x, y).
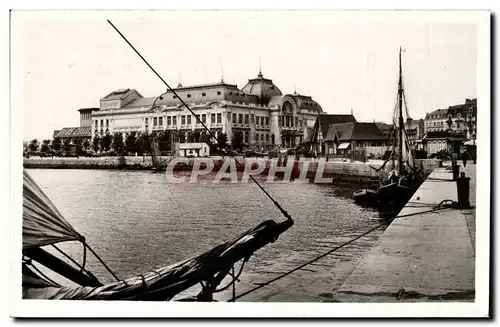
top-left (424, 109), bottom-right (448, 133)
top-left (323, 122), bottom-right (388, 158)
top-left (405, 118), bottom-right (425, 150)
top-left (90, 71), bottom-right (323, 151)
top-left (424, 98), bottom-right (477, 137)
top-left (309, 113), bottom-right (357, 155)
top-left (422, 98), bottom-right (477, 155)
top-left (53, 107), bottom-right (99, 146)
top-left (422, 131), bottom-right (468, 155)
top-left (177, 142), bottom-right (210, 157)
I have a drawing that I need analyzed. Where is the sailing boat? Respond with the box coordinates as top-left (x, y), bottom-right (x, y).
top-left (22, 169), bottom-right (293, 300)
top-left (353, 48), bottom-right (425, 217)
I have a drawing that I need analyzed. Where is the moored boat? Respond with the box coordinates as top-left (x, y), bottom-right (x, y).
top-left (353, 48), bottom-right (425, 217)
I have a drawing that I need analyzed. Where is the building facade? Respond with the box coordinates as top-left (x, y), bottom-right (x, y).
top-left (53, 107), bottom-right (99, 146)
top-left (422, 98), bottom-right (477, 155)
top-left (309, 113), bottom-right (357, 155)
top-left (424, 98), bottom-right (477, 138)
top-left (422, 131), bottom-right (468, 155)
top-left (90, 71), bottom-right (323, 151)
top-left (323, 122), bottom-right (388, 158)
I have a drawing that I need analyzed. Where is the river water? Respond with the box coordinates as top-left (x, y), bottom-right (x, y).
top-left (27, 168), bottom-right (388, 302)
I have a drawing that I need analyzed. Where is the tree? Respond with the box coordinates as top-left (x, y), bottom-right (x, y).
top-left (92, 135), bottom-right (101, 153)
top-left (40, 139), bottom-right (51, 153)
top-left (191, 130), bottom-right (201, 143)
top-left (137, 133), bottom-right (150, 155)
top-left (112, 133), bottom-right (124, 155)
top-left (62, 139), bottom-right (71, 153)
top-left (217, 132), bottom-right (228, 151)
top-left (51, 138), bottom-right (62, 153)
top-left (125, 132), bottom-right (138, 155)
top-left (73, 138), bottom-right (84, 155)
top-left (200, 131), bottom-right (212, 144)
top-left (158, 131), bottom-right (171, 152)
top-left (28, 139), bottom-right (39, 152)
top-left (101, 134), bottom-right (113, 153)
top-left (186, 130), bottom-right (194, 143)
top-left (82, 139), bottom-right (90, 152)
top-left (231, 131), bottom-right (244, 151)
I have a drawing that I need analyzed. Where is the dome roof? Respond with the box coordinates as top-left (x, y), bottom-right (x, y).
top-left (241, 71), bottom-right (282, 105)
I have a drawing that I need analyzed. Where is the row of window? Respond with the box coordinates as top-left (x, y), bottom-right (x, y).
top-left (95, 120), bottom-right (109, 126)
top-left (230, 114), bottom-right (270, 126)
top-left (171, 90), bottom-right (245, 100)
top-left (426, 121), bottom-right (445, 127)
top-left (146, 113), bottom-right (224, 127)
top-left (237, 131), bottom-right (272, 144)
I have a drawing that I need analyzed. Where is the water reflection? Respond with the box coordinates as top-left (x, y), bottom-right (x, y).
top-left (27, 169), bottom-right (385, 302)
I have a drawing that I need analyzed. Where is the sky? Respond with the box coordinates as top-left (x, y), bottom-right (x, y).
top-left (17, 11), bottom-right (478, 141)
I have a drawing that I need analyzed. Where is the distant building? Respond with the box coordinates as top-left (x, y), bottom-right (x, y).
top-left (90, 71), bottom-right (323, 151)
top-left (422, 131), bottom-right (468, 155)
top-left (422, 98), bottom-right (477, 155)
top-left (323, 122), bottom-right (388, 158)
top-left (424, 109), bottom-right (448, 133)
top-left (177, 142), bottom-right (210, 157)
top-left (405, 118), bottom-right (425, 150)
top-left (309, 113), bottom-right (357, 155)
top-left (375, 122), bottom-right (392, 139)
top-left (424, 98), bottom-right (477, 138)
top-left (53, 107), bottom-right (99, 146)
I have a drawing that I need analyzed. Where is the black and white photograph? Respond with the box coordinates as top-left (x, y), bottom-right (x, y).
top-left (9, 9), bottom-right (490, 318)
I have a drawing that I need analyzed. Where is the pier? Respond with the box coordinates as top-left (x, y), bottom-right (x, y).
top-left (334, 163), bottom-right (476, 302)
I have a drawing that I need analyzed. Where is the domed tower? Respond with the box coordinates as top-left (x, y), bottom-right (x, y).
top-left (241, 70), bottom-right (282, 105)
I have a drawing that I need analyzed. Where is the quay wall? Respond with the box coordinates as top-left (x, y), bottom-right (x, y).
top-left (334, 166), bottom-right (475, 302)
top-left (23, 157), bottom-right (441, 180)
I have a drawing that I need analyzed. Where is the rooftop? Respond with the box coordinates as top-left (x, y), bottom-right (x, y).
top-left (325, 122), bottom-right (387, 141)
top-left (317, 114), bottom-right (357, 135)
top-left (178, 142), bottom-right (209, 149)
top-left (101, 88), bottom-right (141, 101)
top-left (78, 107), bottom-right (99, 112)
top-left (54, 126), bottom-right (92, 138)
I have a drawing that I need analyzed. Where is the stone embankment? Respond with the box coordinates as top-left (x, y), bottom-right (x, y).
top-left (23, 156), bottom-right (441, 183)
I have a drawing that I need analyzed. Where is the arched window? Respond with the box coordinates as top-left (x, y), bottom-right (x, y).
top-left (283, 101), bottom-right (293, 113)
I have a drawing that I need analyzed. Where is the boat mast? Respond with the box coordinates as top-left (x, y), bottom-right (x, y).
top-left (397, 47), bottom-right (404, 174)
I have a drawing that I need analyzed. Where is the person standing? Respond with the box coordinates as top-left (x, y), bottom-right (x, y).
top-left (461, 151), bottom-right (469, 167)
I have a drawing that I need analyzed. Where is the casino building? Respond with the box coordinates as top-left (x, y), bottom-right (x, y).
top-left (90, 70), bottom-right (323, 150)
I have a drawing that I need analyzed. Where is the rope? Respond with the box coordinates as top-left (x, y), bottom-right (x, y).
top-left (51, 244), bottom-right (98, 281)
top-left (23, 258), bottom-right (61, 287)
top-left (213, 259), bottom-right (247, 293)
top-left (230, 203), bottom-right (456, 301)
top-left (107, 20), bottom-right (292, 222)
top-left (85, 242), bottom-right (120, 282)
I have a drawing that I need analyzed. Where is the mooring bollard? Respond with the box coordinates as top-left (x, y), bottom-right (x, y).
top-left (451, 163), bottom-right (460, 181)
top-left (456, 172), bottom-right (471, 209)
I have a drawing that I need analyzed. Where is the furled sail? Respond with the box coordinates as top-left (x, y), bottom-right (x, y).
top-left (23, 169), bottom-right (83, 249)
top-left (402, 129), bottom-right (414, 169)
